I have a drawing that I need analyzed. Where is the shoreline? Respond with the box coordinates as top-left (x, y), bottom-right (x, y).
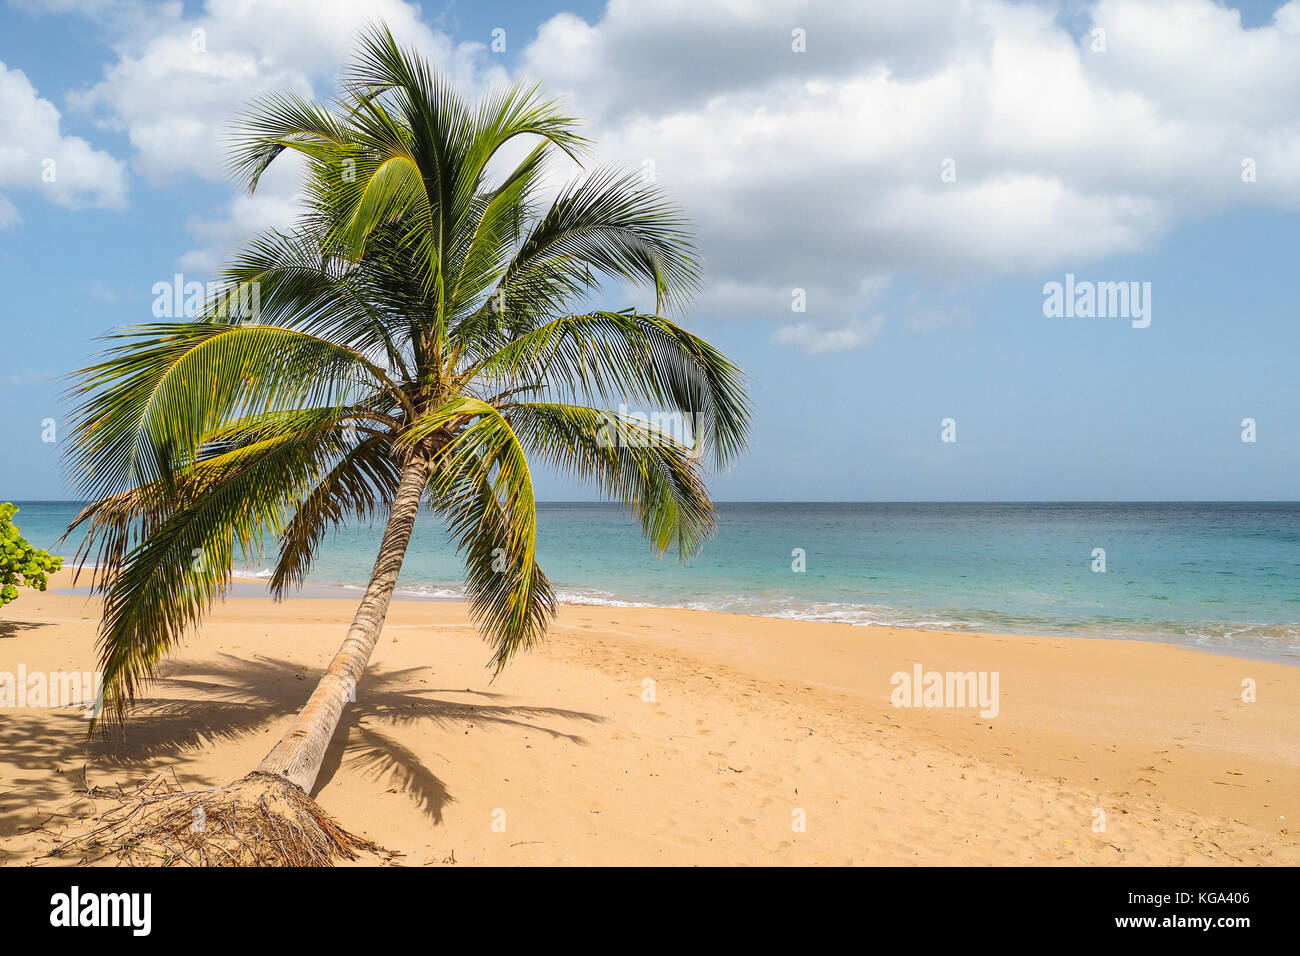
top-left (45, 570), bottom-right (1300, 669)
top-left (4, 569), bottom-right (1298, 865)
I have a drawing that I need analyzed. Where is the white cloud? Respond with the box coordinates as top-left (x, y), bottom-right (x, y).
top-left (176, 153), bottom-right (308, 274)
top-left (60, 0), bottom-right (508, 271)
top-left (0, 194), bottom-right (20, 229)
top-left (0, 60), bottom-right (128, 224)
top-left (51, 0), bottom-right (1300, 333)
top-left (520, 0), bottom-right (1300, 339)
top-left (10, 0), bottom-right (179, 33)
top-left (68, 0), bottom-right (499, 184)
top-left (772, 313), bottom-right (886, 355)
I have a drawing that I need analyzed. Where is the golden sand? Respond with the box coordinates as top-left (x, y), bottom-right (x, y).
top-left (2, 570), bottom-right (1296, 865)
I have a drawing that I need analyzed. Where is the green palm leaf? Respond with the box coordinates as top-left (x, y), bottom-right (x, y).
top-left (65, 23), bottom-right (750, 741)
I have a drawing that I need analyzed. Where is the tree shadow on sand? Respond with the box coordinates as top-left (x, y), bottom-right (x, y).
top-left (0, 654), bottom-right (603, 842)
top-left (0, 620), bottom-right (55, 640)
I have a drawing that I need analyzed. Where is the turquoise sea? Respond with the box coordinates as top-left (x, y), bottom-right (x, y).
top-left (10, 501), bottom-right (1300, 661)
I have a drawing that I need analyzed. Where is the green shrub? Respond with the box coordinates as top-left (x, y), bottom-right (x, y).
top-left (0, 503), bottom-right (62, 607)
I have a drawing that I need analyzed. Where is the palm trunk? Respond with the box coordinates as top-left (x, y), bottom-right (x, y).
top-left (256, 452), bottom-right (430, 792)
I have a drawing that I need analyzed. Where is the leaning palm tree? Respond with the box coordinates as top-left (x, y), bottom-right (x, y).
top-left (57, 25), bottom-right (748, 864)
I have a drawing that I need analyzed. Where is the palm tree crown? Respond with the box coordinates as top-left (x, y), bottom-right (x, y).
top-left (65, 25), bottom-right (750, 728)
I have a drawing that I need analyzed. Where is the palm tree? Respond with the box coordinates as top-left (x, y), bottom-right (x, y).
top-left (60, 25), bottom-right (748, 862)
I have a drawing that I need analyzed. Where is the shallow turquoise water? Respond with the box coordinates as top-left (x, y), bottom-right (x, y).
top-left (11, 501), bottom-right (1300, 660)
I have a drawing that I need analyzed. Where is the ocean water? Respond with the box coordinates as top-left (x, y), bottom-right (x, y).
top-left (9, 501), bottom-right (1300, 661)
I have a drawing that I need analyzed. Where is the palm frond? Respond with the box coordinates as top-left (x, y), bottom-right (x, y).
top-left (500, 165), bottom-right (702, 317)
top-left (505, 401), bottom-right (716, 558)
top-left (422, 398), bottom-right (553, 670)
top-left (65, 323), bottom-right (403, 501)
top-left (270, 434), bottom-right (401, 597)
top-left (64, 24), bottom-right (750, 718)
top-left (467, 310), bottom-right (751, 468)
top-left (87, 422), bottom-right (352, 724)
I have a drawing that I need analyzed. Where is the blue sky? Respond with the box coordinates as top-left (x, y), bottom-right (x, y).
top-left (1, 0), bottom-right (1298, 501)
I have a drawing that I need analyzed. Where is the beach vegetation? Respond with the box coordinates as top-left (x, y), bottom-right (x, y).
top-left (0, 503), bottom-right (62, 608)
top-left (57, 23), bottom-right (750, 865)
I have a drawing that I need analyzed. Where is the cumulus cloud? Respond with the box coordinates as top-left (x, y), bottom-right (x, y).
top-left (773, 313), bottom-right (887, 355)
top-left (67, 0), bottom-right (488, 184)
top-left (520, 0), bottom-right (1300, 349)
top-left (0, 60), bottom-right (128, 225)
top-left (49, 0), bottom-right (1300, 349)
top-left (62, 0), bottom-right (506, 270)
top-left (175, 153), bottom-right (308, 274)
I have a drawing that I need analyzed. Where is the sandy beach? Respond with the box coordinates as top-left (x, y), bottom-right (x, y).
top-left (1, 570), bottom-right (1297, 866)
